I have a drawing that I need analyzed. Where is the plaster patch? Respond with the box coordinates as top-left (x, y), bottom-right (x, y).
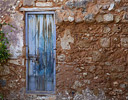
top-left (60, 29), bottom-right (74, 50)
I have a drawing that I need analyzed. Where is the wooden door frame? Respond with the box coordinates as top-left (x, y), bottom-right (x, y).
top-left (25, 11), bottom-right (56, 95)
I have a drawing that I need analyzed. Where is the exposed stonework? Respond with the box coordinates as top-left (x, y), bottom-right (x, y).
top-left (23, 0), bottom-right (36, 6)
top-left (60, 29), bottom-right (74, 50)
top-left (121, 37), bottom-right (128, 48)
top-left (0, 0), bottom-right (128, 100)
top-left (36, 2), bottom-right (53, 7)
top-left (103, 14), bottom-right (114, 23)
top-left (100, 38), bottom-right (111, 48)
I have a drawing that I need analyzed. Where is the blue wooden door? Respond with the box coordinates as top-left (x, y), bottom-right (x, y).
top-left (26, 12), bottom-right (56, 93)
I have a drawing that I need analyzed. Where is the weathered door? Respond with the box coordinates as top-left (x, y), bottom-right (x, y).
top-left (26, 12), bottom-right (56, 93)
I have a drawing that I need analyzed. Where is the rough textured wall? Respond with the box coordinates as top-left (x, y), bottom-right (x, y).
top-left (0, 0), bottom-right (128, 100)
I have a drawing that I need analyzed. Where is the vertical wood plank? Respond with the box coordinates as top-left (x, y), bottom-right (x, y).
top-left (37, 15), bottom-right (45, 91)
top-left (28, 14), bottom-right (36, 91)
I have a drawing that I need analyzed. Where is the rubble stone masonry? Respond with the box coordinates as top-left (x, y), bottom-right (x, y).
top-left (0, 0), bottom-right (128, 100)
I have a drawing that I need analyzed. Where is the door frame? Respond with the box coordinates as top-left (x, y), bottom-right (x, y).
top-left (25, 11), bottom-right (56, 95)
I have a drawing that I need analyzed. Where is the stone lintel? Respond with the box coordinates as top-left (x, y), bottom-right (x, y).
top-left (20, 7), bottom-right (61, 11)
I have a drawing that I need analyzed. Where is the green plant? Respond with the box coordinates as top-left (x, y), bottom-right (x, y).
top-left (0, 93), bottom-right (3, 100)
top-left (0, 22), bottom-right (11, 65)
top-left (0, 30), bottom-right (10, 65)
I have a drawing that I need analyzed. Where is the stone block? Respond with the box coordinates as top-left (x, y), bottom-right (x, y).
top-left (103, 14), bottom-right (114, 23)
top-left (121, 37), bottom-right (128, 48)
top-left (120, 84), bottom-right (127, 89)
top-left (75, 17), bottom-right (83, 23)
top-left (74, 0), bottom-right (88, 8)
top-left (66, 0), bottom-right (88, 9)
top-left (68, 16), bottom-right (74, 22)
top-left (76, 40), bottom-right (90, 48)
top-left (92, 51), bottom-right (101, 62)
top-left (123, 13), bottom-right (128, 22)
top-left (23, 0), bottom-right (35, 6)
top-left (100, 38), bottom-right (110, 47)
top-left (9, 59), bottom-right (20, 65)
top-left (112, 25), bottom-right (121, 33)
top-left (103, 27), bottom-right (111, 33)
top-left (96, 15), bottom-right (103, 23)
top-left (53, 0), bottom-right (63, 3)
top-left (115, 16), bottom-right (121, 23)
top-left (36, 2), bottom-right (53, 7)
top-left (84, 14), bottom-right (95, 23)
top-left (0, 65), bottom-right (10, 76)
top-left (55, 11), bottom-right (63, 23)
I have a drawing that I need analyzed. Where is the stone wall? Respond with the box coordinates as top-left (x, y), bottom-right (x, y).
top-left (0, 0), bottom-right (128, 100)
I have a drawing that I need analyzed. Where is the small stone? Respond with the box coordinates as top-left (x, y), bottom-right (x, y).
top-left (105, 62), bottom-right (111, 66)
top-left (63, 13), bottom-right (69, 22)
top-left (84, 14), bottom-right (95, 23)
top-left (103, 14), bottom-right (114, 23)
top-left (0, 80), bottom-right (6, 87)
top-left (89, 66), bottom-right (96, 72)
top-left (103, 26), bottom-right (111, 33)
top-left (77, 39), bottom-right (90, 48)
top-left (112, 25), bottom-right (121, 33)
top-left (121, 37), bottom-right (128, 48)
top-left (23, 0), bottom-right (35, 6)
top-left (113, 89), bottom-right (123, 95)
top-left (76, 68), bottom-right (82, 72)
top-left (66, 0), bottom-right (88, 9)
top-left (92, 51), bottom-right (101, 62)
top-left (71, 81), bottom-right (82, 89)
top-left (75, 17), bottom-right (83, 23)
top-left (84, 80), bottom-right (90, 84)
top-left (9, 59), bottom-right (20, 65)
top-left (120, 84), bottom-right (126, 89)
top-left (65, 1), bottom-right (74, 9)
top-left (94, 76), bottom-right (98, 79)
top-left (74, 0), bottom-right (88, 8)
top-left (106, 73), bottom-right (110, 75)
top-left (80, 67), bottom-right (85, 70)
top-left (108, 3), bottom-right (115, 11)
top-left (122, 27), bottom-right (128, 34)
top-left (57, 54), bottom-right (66, 62)
top-left (115, 16), bottom-right (121, 23)
top-left (123, 13), bottom-right (128, 22)
top-left (36, 2), bottom-right (53, 7)
top-left (55, 11), bottom-right (63, 23)
top-left (113, 81), bottom-right (119, 87)
top-left (68, 16), bottom-right (74, 22)
top-left (100, 38), bottom-right (110, 47)
top-left (96, 15), bottom-right (103, 23)
top-left (83, 72), bottom-right (88, 76)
